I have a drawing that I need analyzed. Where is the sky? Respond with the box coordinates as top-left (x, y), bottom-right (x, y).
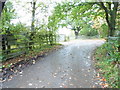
top-left (10, 0), bottom-right (71, 26)
top-left (6, 0), bottom-right (116, 35)
top-left (9, 0), bottom-right (116, 26)
top-left (8, 0), bottom-right (73, 35)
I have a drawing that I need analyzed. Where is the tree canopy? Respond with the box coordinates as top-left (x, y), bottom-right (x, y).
top-left (48, 1), bottom-right (119, 37)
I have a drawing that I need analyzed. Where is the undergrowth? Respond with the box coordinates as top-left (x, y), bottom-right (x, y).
top-left (94, 39), bottom-right (120, 88)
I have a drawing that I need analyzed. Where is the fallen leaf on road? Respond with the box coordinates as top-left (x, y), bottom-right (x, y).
top-left (20, 75), bottom-right (23, 76)
top-left (39, 81), bottom-right (42, 83)
top-left (28, 83), bottom-right (32, 86)
top-left (104, 83), bottom-right (108, 87)
top-left (88, 69), bottom-right (90, 72)
top-left (60, 86), bottom-right (62, 87)
top-left (95, 82), bottom-right (98, 85)
top-left (19, 71), bottom-right (23, 74)
top-left (53, 75), bottom-right (56, 77)
top-left (70, 84), bottom-right (73, 86)
top-left (82, 69), bottom-right (84, 71)
top-left (19, 64), bottom-right (22, 68)
top-left (63, 74), bottom-right (66, 76)
top-left (8, 78), bottom-right (12, 81)
top-left (64, 86), bottom-right (67, 88)
top-left (54, 73), bottom-right (57, 75)
top-left (32, 60), bottom-right (36, 64)
top-left (88, 56), bottom-right (90, 58)
top-left (69, 77), bottom-right (71, 79)
top-left (92, 85), bottom-right (97, 88)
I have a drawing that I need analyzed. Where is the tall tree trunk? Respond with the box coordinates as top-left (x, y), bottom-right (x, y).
top-left (2, 35), bottom-right (6, 60)
top-left (0, 2), bottom-right (5, 61)
top-left (74, 30), bottom-right (79, 39)
top-left (74, 27), bottom-right (81, 39)
top-left (29, 1), bottom-right (36, 50)
top-left (109, 2), bottom-right (119, 36)
top-left (6, 30), bottom-right (11, 54)
top-left (0, 1), bottom-right (5, 16)
top-left (99, 2), bottom-right (119, 37)
top-left (31, 1), bottom-right (36, 31)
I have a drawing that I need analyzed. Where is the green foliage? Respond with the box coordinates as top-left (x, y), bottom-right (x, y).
top-left (99, 24), bottom-right (108, 38)
top-left (80, 28), bottom-right (98, 36)
top-left (80, 22), bottom-right (98, 36)
top-left (0, 0), bottom-right (58, 61)
top-left (0, 1), bottom-right (16, 34)
top-left (48, 2), bottom-right (102, 37)
top-left (48, 2), bottom-right (72, 30)
top-left (94, 39), bottom-right (120, 88)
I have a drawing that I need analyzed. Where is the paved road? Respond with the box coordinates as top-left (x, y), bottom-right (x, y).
top-left (3, 39), bottom-right (105, 88)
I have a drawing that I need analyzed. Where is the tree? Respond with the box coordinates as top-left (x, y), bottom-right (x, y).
top-left (72, 26), bottom-right (82, 39)
top-left (48, 2), bottom-right (96, 39)
top-left (0, 1), bottom-right (5, 56)
top-left (48, 1), bottom-right (119, 38)
top-left (31, 0), bottom-right (36, 32)
top-left (22, 0), bottom-right (47, 49)
top-left (96, 1), bottom-right (119, 36)
top-left (0, 1), bottom-right (16, 56)
top-left (0, 1), bottom-right (5, 16)
top-left (29, 0), bottom-right (36, 49)
top-left (95, 1), bottom-right (119, 52)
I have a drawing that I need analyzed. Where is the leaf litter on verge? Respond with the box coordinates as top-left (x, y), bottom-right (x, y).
top-left (32, 60), bottom-right (36, 64)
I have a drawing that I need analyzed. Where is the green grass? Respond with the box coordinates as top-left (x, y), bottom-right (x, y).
top-left (94, 41), bottom-right (120, 88)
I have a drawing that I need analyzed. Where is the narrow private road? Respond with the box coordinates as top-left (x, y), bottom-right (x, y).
top-left (3, 39), bottom-right (105, 88)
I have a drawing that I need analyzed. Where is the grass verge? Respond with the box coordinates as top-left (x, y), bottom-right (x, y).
top-left (94, 41), bottom-right (120, 88)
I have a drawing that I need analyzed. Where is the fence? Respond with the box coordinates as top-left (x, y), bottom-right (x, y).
top-left (0, 31), bottom-right (56, 62)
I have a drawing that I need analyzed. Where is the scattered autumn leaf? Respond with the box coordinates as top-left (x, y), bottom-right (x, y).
top-left (100, 78), bottom-right (106, 81)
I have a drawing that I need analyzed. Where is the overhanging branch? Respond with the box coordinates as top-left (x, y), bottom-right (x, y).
top-left (98, 2), bottom-right (111, 29)
top-left (0, 1), bottom-right (5, 16)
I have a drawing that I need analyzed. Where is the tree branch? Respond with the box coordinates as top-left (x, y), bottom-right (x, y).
top-left (98, 2), bottom-right (111, 28)
top-left (113, 2), bottom-right (119, 11)
top-left (107, 2), bottom-right (112, 14)
top-left (0, 2), bottom-right (5, 16)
